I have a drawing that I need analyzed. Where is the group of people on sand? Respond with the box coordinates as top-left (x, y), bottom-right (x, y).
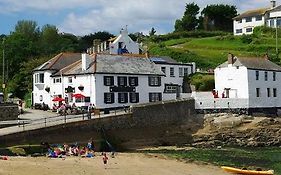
top-left (44, 140), bottom-right (111, 168)
top-left (46, 140), bottom-right (95, 158)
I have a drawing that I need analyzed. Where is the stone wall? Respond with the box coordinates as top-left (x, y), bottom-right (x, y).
top-left (0, 99), bottom-right (201, 150)
top-left (0, 103), bottom-right (18, 121)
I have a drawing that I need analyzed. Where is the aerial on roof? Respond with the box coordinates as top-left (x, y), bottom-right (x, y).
top-left (233, 7), bottom-right (270, 20)
top-left (217, 56), bottom-right (281, 71)
top-left (34, 53), bottom-right (82, 72)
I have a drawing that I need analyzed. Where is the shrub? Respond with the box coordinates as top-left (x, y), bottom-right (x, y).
top-left (190, 73), bottom-right (215, 91)
top-left (240, 34), bottom-right (253, 44)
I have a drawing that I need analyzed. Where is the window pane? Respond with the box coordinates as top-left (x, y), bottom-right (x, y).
top-left (170, 67), bottom-right (174, 77)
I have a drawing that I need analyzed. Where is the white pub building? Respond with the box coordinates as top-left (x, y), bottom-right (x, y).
top-left (32, 29), bottom-right (195, 110)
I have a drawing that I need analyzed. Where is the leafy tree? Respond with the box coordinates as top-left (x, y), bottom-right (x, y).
top-left (14, 20), bottom-right (40, 41)
top-left (149, 27), bottom-right (156, 36)
top-left (40, 24), bottom-right (60, 55)
top-left (8, 56), bottom-right (50, 98)
top-left (174, 2), bottom-right (200, 32)
top-left (201, 4), bottom-right (237, 31)
top-left (78, 31), bottom-right (114, 52)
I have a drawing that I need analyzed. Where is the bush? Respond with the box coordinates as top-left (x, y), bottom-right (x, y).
top-left (24, 91), bottom-right (32, 108)
top-left (151, 30), bottom-right (229, 42)
top-left (190, 73), bottom-right (215, 91)
top-left (240, 34), bottom-right (253, 44)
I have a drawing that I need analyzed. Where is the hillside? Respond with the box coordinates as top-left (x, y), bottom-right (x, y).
top-left (149, 27), bottom-right (281, 69)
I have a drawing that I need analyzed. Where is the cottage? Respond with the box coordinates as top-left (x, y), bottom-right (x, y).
top-left (214, 54), bottom-right (281, 112)
top-left (233, 0), bottom-right (281, 35)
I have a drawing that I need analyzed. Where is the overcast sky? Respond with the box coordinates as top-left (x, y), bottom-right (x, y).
top-left (0, 0), bottom-right (275, 36)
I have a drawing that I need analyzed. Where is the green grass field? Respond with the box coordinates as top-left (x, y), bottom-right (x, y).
top-left (149, 28), bottom-right (281, 69)
top-left (141, 147), bottom-right (281, 174)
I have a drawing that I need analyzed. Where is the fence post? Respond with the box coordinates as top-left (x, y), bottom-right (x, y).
top-left (45, 118), bottom-right (47, 127)
top-left (64, 112), bottom-right (66, 124)
top-left (82, 110), bottom-right (84, 120)
top-left (23, 122), bottom-right (25, 131)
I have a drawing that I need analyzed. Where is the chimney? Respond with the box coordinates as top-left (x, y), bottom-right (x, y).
top-left (92, 53), bottom-right (97, 73)
top-left (145, 51), bottom-right (150, 58)
top-left (82, 53), bottom-right (90, 71)
top-left (271, 0), bottom-right (276, 8)
top-left (228, 53), bottom-right (234, 65)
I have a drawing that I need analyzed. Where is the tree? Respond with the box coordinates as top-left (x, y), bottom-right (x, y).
top-left (149, 27), bottom-right (156, 36)
top-left (78, 31), bottom-right (114, 52)
top-left (14, 20), bottom-right (40, 41)
top-left (201, 4), bottom-right (237, 31)
top-left (174, 3), bottom-right (200, 32)
top-left (40, 24), bottom-right (60, 55)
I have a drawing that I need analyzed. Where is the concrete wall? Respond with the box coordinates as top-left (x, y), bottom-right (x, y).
top-left (0, 99), bottom-right (199, 150)
top-left (0, 103), bottom-right (18, 121)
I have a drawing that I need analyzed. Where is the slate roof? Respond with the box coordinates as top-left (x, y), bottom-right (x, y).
top-left (233, 8), bottom-right (270, 20)
top-left (217, 56), bottom-right (281, 71)
top-left (54, 54), bottom-right (164, 76)
top-left (150, 56), bottom-right (178, 64)
top-left (34, 53), bottom-right (82, 71)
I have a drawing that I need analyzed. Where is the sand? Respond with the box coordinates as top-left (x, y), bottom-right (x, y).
top-left (0, 153), bottom-right (228, 175)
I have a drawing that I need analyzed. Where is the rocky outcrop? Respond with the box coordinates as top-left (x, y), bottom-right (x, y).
top-left (192, 114), bottom-right (281, 148)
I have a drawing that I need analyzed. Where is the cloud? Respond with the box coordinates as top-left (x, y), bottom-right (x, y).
top-left (59, 0), bottom-right (184, 35)
top-left (0, 0), bottom-right (276, 35)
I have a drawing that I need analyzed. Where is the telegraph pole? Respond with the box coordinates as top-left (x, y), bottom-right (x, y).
top-left (276, 17), bottom-right (279, 59)
top-left (2, 38), bottom-right (5, 102)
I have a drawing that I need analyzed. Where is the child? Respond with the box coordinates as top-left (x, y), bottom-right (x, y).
top-left (102, 152), bottom-right (108, 169)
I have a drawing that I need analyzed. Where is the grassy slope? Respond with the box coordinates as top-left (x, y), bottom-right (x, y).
top-left (150, 34), bottom-right (281, 69)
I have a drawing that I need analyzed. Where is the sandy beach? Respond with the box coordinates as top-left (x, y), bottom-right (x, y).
top-left (0, 153), bottom-right (228, 175)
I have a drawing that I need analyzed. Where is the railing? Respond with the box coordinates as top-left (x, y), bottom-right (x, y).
top-left (0, 107), bottom-right (132, 135)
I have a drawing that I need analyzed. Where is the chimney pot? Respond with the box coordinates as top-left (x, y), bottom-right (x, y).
top-left (271, 0), bottom-right (276, 8)
top-left (264, 53), bottom-right (269, 60)
top-left (228, 53), bottom-right (234, 64)
top-left (145, 51), bottom-right (150, 58)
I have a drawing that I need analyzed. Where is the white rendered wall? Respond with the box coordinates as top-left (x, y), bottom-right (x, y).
top-left (109, 31), bottom-right (139, 54)
top-left (247, 69), bottom-right (281, 108)
top-left (94, 74), bottom-right (163, 109)
top-left (233, 16), bottom-right (265, 35)
top-left (269, 11), bottom-right (281, 18)
top-left (215, 65), bottom-right (249, 99)
top-left (155, 63), bottom-right (194, 91)
top-left (32, 71), bottom-right (53, 108)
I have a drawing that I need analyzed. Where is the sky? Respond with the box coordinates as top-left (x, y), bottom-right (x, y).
top-left (0, 0), bottom-right (275, 36)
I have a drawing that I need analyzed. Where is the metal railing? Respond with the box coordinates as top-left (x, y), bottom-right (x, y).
top-left (0, 107), bottom-right (132, 134)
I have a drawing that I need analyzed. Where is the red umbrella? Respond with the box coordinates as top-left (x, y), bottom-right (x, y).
top-left (52, 97), bottom-right (65, 102)
top-left (72, 93), bottom-right (85, 99)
